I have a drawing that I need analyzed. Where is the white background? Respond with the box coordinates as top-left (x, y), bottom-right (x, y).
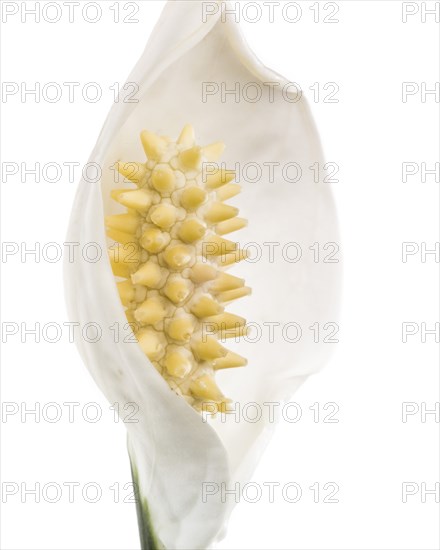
top-left (1, 1), bottom-right (439, 549)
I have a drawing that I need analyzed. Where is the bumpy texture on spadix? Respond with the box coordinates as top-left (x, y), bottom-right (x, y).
top-left (106, 125), bottom-right (250, 412)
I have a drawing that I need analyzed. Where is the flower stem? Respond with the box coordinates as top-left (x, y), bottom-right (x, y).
top-left (130, 459), bottom-right (164, 550)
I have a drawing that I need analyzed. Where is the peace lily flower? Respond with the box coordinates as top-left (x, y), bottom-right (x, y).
top-left (65, 1), bottom-right (341, 548)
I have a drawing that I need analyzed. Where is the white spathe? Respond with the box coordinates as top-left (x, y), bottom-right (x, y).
top-left (65, 1), bottom-right (341, 549)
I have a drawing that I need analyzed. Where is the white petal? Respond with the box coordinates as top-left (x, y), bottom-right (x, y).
top-left (65, 0), bottom-right (341, 547)
top-left (65, 177), bottom-right (230, 549)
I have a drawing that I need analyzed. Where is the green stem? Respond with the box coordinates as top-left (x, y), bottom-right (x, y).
top-left (130, 458), bottom-right (164, 550)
